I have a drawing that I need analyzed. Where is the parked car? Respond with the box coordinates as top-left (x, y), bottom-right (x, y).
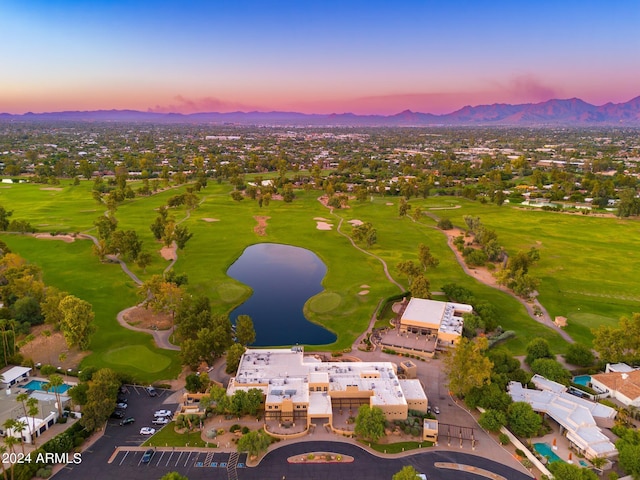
top-left (152, 417), bottom-right (169, 425)
top-left (139, 427), bottom-right (156, 435)
top-left (116, 402), bottom-right (128, 410)
top-left (110, 409), bottom-right (125, 419)
top-left (120, 417), bottom-right (135, 426)
top-left (433, 406), bottom-right (440, 414)
top-left (154, 410), bottom-right (172, 417)
top-left (146, 386), bottom-right (157, 397)
top-left (117, 395), bottom-right (128, 403)
top-left (141, 449), bottom-right (154, 463)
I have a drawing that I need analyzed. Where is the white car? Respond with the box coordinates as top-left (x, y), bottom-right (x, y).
top-left (139, 427), bottom-right (156, 435)
top-left (154, 410), bottom-right (172, 417)
top-left (152, 417), bottom-right (170, 425)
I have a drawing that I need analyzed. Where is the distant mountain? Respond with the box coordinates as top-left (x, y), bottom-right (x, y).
top-left (2, 97), bottom-right (640, 126)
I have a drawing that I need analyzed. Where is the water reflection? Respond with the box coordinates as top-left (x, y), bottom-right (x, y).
top-left (227, 243), bottom-right (336, 346)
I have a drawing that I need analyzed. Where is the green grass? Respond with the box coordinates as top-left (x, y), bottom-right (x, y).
top-left (4, 180), bottom-right (640, 375)
top-left (102, 346), bottom-right (172, 373)
top-left (0, 234), bottom-right (181, 383)
top-left (142, 422), bottom-right (209, 448)
top-left (364, 440), bottom-right (433, 453)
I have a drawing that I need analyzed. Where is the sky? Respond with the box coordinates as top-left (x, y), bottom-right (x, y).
top-left (1, 0), bottom-right (639, 115)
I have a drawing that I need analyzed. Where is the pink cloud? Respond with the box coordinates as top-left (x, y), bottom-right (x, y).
top-left (505, 74), bottom-right (560, 102)
top-left (148, 95), bottom-right (261, 114)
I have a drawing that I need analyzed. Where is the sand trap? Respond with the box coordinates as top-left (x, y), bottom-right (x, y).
top-left (316, 222), bottom-right (333, 230)
top-left (34, 233), bottom-right (75, 243)
top-left (358, 290), bottom-right (369, 295)
top-left (386, 202), bottom-right (394, 206)
top-left (348, 219), bottom-right (364, 226)
top-left (40, 187), bottom-right (63, 191)
top-left (360, 284), bottom-right (370, 288)
top-left (314, 217), bottom-right (330, 221)
top-left (254, 216), bottom-right (270, 236)
top-left (160, 244), bottom-right (177, 261)
top-left (202, 218), bottom-right (220, 222)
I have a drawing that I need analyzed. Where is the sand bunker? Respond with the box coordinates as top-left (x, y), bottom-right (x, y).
top-left (40, 187), bottom-right (63, 191)
top-left (254, 216), bottom-right (270, 236)
top-left (34, 233), bottom-right (75, 243)
top-left (160, 244), bottom-right (177, 261)
top-left (316, 222), bottom-right (333, 230)
top-left (386, 202), bottom-right (394, 206)
top-left (360, 284), bottom-right (370, 288)
top-left (348, 219), bottom-right (364, 226)
top-left (314, 217), bottom-right (330, 221)
top-left (358, 290), bottom-right (369, 295)
top-left (202, 218), bottom-right (220, 222)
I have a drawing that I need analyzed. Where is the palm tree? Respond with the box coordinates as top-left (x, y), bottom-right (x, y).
top-left (44, 374), bottom-right (64, 417)
top-left (2, 419), bottom-right (21, 455)
top-left (0, 444), bottom-right (9, 480)
top-left (26, 398), bottom-right (39, 447)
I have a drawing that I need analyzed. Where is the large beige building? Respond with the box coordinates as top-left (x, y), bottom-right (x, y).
top-left (227, 347), bottom-right (428, 430)
top-left (399, 298), bottom-right (472, 347)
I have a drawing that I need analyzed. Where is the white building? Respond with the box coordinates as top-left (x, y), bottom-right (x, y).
top-left (227, 347), bottom-right (428, 430)
top-left (508, 376), bottom-right (617, 459)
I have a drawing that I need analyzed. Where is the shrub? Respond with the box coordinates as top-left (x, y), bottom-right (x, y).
top-left (230, 424), bottom-right (241, 433)
top-left (499, 433), bottom-right (510, 445)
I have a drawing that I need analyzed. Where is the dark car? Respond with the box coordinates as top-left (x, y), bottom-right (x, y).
top-left (110, 409), bottom-right (125, 419)
top-left (120, 417), bottom-right (135, 426)
top-left (141, 449), bottom-right (154, 464)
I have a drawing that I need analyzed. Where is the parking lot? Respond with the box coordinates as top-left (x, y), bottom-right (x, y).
top-left (113, 449), bottom-right (246, 470)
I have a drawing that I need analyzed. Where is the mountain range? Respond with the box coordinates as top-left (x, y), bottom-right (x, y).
top-left (2, 97), bottom-right (640, 126)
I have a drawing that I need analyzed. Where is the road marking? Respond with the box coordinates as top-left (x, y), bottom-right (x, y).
top-left (183, 452), bottom-right (192, 467)
top-left (119, 451), bottom-right (129, 466)
top-left (174, 452), bottom-right (183, 466)
top-left (165, 451), bottom-right (174, 466)
top-left (155, 451), bottom-right (165, 466)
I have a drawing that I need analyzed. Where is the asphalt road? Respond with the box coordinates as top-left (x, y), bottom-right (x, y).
top-left (54, 384), bottom-right (178, 479)
top-left (56, 436), bottom-right (533, 480)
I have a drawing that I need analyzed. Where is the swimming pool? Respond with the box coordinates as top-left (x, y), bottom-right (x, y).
top-left (24, 379), bottom-right (71, 394)
top-left (534, 443), bottom-right (563, 464)
top-left (573, 375), bottom-right (591, 387)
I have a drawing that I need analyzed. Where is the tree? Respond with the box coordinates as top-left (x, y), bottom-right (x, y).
top-left (354, 405), bottom-right (385, 442)
top-left (617, 428), bottom-right (640, 479)
top-left (235, 315), bottom-right (255, 346)
top-left (160, 473), bottom-right (189, 480)
top-left (393, 465), bottom-right (422, 480)
top-left (136, 251), bottom-right (153, 272)
top-left (0, 205), bottom-right (13, 231)
top-left (80, 368), bottom-right (120, 432)
top-left (40, 287), bottom-right (68, 327)
top-left (225, 343), bottom-right (246, 374)
top-left (396, 260), bottom-right (421, 283)
top-left (93, 215), bottom-right (117, 240)
top-left (398, 197), bottom-right (411, 217)
top-left (417, 243), bottom-right (439, 270)
top-left (409, 275), bottom-right (431, 299)
top-left (478, 409), bottom-right (506, 432)
top-left (59, 295), bottom-right (96, 350)
top-left (530, 358), bottom-right (571, 385)
top-left (26, 397), bottom-right (39, 446)
top-left (548, 462), bottom-right (599, 480)
top-left (351, 222), bottom-right (377, 247)
top-left (44, 373), bottom-right (65, 417)
top-left (185, 373), bottom-right (209, 393)
top-left (173, 225), bottom-right (193, 250)
top-left (525, 338), bottom-right (553, 365)
top-left (564, 343), bottom-right (595, 367)
top-left (443, 337), bottom-right (493, 398)
top-left (237, 430), bottom-right (271, 457)
top-left (507, 401), bottom-right (541, 438)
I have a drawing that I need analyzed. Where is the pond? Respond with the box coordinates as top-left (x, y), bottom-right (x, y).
top-left (227, 243), bottom-right (337, 346)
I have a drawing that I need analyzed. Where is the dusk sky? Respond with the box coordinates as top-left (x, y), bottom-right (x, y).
top-left (1, 0), bottom-right (639, 115)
